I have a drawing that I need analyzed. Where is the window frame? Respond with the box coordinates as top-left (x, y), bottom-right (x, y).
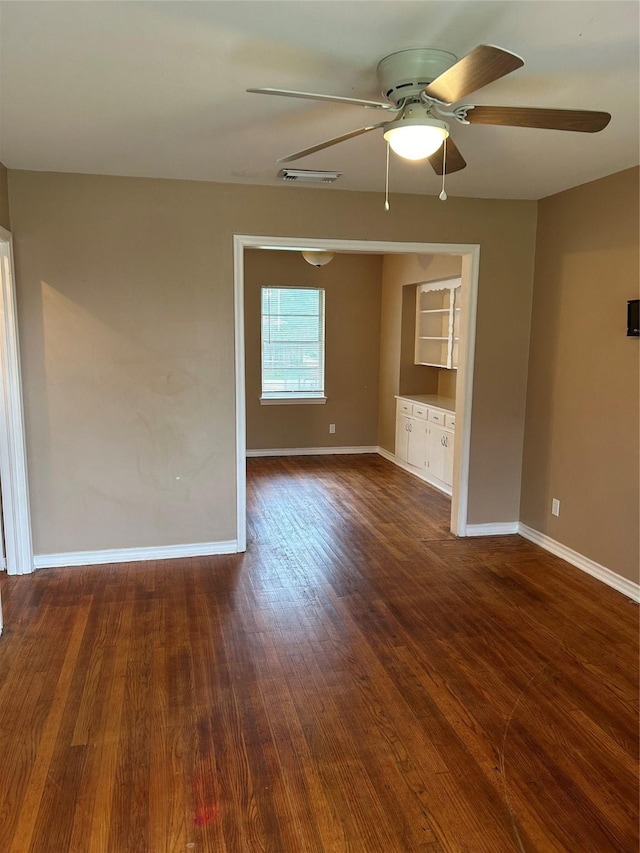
top-left (259, 285), bottom-right (327, 406)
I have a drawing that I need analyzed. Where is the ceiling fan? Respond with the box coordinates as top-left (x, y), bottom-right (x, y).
top-left (247, 45), bottom-right (611, 177)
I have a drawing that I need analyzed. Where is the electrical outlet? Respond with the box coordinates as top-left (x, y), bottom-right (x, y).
top-left (329, 423), bottom-right (336, 434)
top-left (551, 498), bottom-right (560, 517)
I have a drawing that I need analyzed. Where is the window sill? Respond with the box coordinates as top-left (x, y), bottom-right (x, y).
top-left (260, 395), bottom-right (327, 406)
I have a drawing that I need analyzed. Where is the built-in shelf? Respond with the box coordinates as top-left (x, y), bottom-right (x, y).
top-left (415, 277), bottom-right (462, 370)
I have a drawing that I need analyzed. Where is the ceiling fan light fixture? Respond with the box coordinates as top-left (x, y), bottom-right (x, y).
top-left (383, 118), bottom-right (449, 160)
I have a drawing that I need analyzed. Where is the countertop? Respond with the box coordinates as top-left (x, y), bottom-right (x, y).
top-left (395, 394), bottom-right (455, 413)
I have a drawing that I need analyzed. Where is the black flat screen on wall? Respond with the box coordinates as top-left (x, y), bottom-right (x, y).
top-left (628, 299), bottom-right (639, 337)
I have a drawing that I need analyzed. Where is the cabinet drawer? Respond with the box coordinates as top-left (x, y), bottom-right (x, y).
top-left (445, 413), bottom-right (456, 429)
top-left (412, 404), bottom-right (428, 420)
top-left (397, 399), bottom-right (412, 415)
top-left (428, 409), bottom-right (445, 424)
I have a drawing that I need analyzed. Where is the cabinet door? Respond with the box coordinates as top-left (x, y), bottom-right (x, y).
top-left (442, 429), bottom-right (455, 486)
top-left (427, 424), bottom-right (454, 486)
top-left (426, 424), bottom-right (446, 482)
top-left (407, 417), bottom-right (428, 470)
top-left (395, 414), bottom-right (410, 463)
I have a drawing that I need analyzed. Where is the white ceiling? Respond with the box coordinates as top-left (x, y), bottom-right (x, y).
top-left (1, 1), bottom-right (638, 200)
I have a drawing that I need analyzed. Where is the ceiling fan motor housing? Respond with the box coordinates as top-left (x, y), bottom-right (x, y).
top-left (377, 48), bottom-right (457, 106)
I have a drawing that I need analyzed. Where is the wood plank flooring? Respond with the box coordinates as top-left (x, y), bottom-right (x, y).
top-left (0, 453), bottom-right (637, 852)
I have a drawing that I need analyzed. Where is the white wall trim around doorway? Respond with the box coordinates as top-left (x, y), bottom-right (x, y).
top-left (0, 227), bottom-right (33, 575)
top-left (233, 235), bottom-right (481, 551)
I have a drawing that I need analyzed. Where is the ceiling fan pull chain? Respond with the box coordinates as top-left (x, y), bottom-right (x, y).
top-left (384, 141), bottom-right (390, 211)
top-left (439, 137), bottom-right (448, 201)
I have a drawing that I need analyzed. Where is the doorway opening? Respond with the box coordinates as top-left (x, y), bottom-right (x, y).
top-left (233, 235), bottom-right (480, 552)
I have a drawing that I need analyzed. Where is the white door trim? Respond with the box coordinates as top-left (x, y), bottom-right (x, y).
top-left (233, 234), bottom-right (247, 552)
top-left (451, 249), bottom-right (480, 536)
top-left (0, 227), bottom-right (33, 575)
top-left (232, 234), bottom-right (481, 550)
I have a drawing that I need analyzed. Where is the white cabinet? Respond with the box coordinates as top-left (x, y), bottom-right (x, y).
top-left (394, 397), bottom-right (455, 495)
top-left (395, 412), bottom-right (428, 471)
top-left (415, 277), bottom-right (461, 369)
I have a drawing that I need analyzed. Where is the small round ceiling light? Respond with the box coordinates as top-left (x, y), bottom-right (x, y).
top-left (302, 250), bottom-right (335, 267)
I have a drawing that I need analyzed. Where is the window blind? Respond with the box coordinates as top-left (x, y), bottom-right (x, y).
top-left (261, 287), bottom-right (325, 397)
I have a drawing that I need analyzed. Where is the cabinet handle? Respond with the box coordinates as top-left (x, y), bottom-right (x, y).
top-left (408, 422), bottom-right (412, 432)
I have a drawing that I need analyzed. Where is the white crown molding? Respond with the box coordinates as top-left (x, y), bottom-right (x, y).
top-left (518, 523), bottom-right (640, 603)
top-left (33, 540), bottom-right (239, 570)
top-left (247, 446), bottom-right (378, 457)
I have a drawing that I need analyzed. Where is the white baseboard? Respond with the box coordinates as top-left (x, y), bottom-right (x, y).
top-left (379, 448), bottom-right (638, 602)
top-left (376, 447), bottom-right (452, 496)
top-left (247, 446), bottom-right (378, 457)
top-left (518, 523), bottom-right (640, 603)
top-left (377, 446), bottom-right (395, 464)
top-left (464, 522), bottom-right (520, 536)
top-left (33, 540), bottom-right (239, 570)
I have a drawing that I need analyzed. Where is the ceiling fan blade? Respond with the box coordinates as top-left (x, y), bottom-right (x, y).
top-left (465, 105), bottom-right (611, 132)
top-left (276, 123), bottom-right (386, 163)
top-left (428, 138), bottom-right (467, 175)
top-left (247, 87), bottom-right (393, 110)
top-left (423, 45), bottom-right (524, 105)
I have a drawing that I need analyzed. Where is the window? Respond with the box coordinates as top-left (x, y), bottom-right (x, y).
top-left (261, 286), bottom-right (326, 404)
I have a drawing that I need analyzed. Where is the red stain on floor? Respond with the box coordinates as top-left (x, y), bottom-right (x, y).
top-left (194, 802), bottom-right (221, 826)
top-left (192, 773), bottom-right (221, 826)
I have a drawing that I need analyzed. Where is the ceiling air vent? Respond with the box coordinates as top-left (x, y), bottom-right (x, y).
top-left (279, 169), bottom-right (342, 183)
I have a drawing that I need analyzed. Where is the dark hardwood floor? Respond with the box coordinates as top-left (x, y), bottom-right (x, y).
top-left (0, 454), bottom-right (637, 852)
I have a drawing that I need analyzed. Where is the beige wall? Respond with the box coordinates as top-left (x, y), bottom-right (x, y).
top-left (379, 253), bottom-right (463, 452)
top-left (0, 163), bottom-right (10, 230)
top-left (245, 249), bottom-right (382, 450)
top-left (520, 167), bottom-right (640, 583)
top-left (8, 169), bottom-right (537, 554)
